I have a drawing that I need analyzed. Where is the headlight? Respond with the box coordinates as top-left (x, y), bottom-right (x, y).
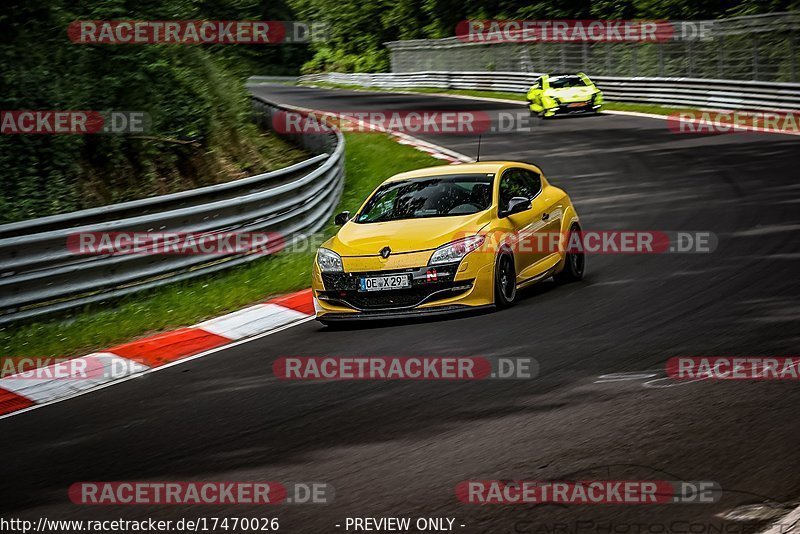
top-left (429, 235), bottom-right (485, 266)
top-left (317, 248), bottom-right (343, 273)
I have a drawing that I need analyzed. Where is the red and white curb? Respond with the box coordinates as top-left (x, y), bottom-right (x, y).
top-left (277, 101), bottom-right (472, 164)
top-left (391, 131), bottom-right (471, 163)
top-left (0, 289), bottom-right (315, 419)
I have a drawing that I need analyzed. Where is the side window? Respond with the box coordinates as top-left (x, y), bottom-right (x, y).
top-left (499, 169), bottom-right (534, 211)
top-left (518, 169), bottom-right (542, 197)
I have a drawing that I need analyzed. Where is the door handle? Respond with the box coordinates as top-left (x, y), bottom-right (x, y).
top-left (542, 212), bottom-right (550, 221)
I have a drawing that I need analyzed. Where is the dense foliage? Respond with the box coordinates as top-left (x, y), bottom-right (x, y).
top-left (290, 0), bottom-right (799, 72)
top-left (0, 0), bottom-right (309, 223)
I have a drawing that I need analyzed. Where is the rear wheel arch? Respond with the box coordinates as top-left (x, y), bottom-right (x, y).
top-left (554, 222), bottom-right (585, 283)
top-left (559, 204), bottom-right (580, 234)
top-left (493, 247), bottom-right (517, 308)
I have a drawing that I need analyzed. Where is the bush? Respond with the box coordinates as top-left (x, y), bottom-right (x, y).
top-left (0, 0), bottom-right (309, 223)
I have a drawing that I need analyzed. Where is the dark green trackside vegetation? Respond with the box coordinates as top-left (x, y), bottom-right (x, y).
top-left (289, 0), bottom-right (797, 73)
top-left (0, 0), bottom-right (309, 223)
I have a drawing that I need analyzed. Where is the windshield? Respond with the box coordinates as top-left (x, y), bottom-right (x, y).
top-left (356, 174), bottom-right (494, 223)
top-left (549, 75), bottom-right (587, 89)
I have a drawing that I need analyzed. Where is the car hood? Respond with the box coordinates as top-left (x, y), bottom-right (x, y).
top-left (547, 86), bottom-right (597, 102)
top-left (328, 211), bottom-right (492, 256)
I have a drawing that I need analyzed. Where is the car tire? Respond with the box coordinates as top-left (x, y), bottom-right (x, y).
top-left (494, 253), bottom-right (517, 308)
top-left (554, 224), bottom-right (585, 283)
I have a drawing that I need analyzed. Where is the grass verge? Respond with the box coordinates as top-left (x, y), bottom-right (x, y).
top-left (300, 81), bottom-right (696, 116)
top-left (0, 132), bottom-right (442, 358)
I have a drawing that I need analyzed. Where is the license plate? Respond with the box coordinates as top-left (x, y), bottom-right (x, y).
top-left (568, 102), bottom-right (587, 108)
top-left (359, 274), bottom-right (411, 292)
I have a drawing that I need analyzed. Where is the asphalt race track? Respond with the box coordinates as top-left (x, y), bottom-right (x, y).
top-left (2, 85), bottom-right (800, 532)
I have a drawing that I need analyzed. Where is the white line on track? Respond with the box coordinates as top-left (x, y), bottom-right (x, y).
top-left (0, 316), bottom-right (315, 422)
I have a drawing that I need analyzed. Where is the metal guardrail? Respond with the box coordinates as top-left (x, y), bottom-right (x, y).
top-left (0, 96), bottom-right (345, 326)
top-left (299, 71), bottom-right (800, 111)
top-left (385, 12), bottom-right (800, 82)
top-left (246, 76), bottom-right (300, 85)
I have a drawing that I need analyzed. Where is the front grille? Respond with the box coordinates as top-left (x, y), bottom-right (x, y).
top-left (320, 265), bottom-right (473, 311)
top-left (558, 102), bottom-right (590, 110)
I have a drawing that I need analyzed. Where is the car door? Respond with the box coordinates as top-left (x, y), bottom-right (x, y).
top-left (519, 169), bottom-right (564, 272)
top-left (497, 168), bottom-right (548, 281)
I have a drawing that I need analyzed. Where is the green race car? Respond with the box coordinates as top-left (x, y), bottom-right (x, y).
top-left (527, 73), bottom-right (603, 117)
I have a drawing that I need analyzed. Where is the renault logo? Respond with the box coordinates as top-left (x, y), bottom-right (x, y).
top-left (379, 246), bottom-right (392, 259)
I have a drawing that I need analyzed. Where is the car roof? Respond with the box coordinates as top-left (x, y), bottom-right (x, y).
top-left (385, 161), bottom-right (540, 183)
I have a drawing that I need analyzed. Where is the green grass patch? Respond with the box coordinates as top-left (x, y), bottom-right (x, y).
top-left (0, 132), bottom-right (442, 358)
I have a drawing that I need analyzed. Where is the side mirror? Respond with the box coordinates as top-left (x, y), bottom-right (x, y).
top-left (503, 197), bottom-right (531, 217)
top-left (334, 211), bottom-right (350, 226)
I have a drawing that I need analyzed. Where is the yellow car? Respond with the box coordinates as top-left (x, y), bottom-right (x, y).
top-left (312, 161), bottom-right (583, 323)
top-left (527, 72), bottom-right (603, 117)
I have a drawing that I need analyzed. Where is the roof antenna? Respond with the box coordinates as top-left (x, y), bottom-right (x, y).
top-left (476, 134), bottom-right (482, 162)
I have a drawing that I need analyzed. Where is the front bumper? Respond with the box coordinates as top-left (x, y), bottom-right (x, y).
top-left (312, 256), bottom-right (495, 321)
top-left (317, 304), bottom-right (495, 322)
top-left (318, 264), bottom-right (473, 311)
top-left (545, 101), bottom-right (601, 116)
